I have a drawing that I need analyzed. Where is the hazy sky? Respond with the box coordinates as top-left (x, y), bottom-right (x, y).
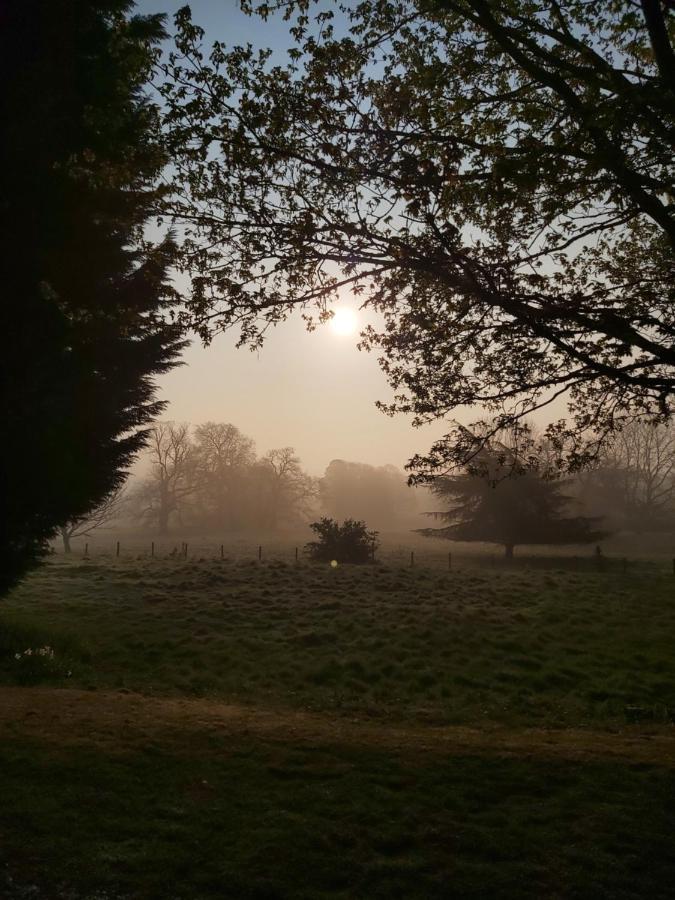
top-left (159, 297), bottom-right (461, 477)
top-left (130, 0), bottom-right (465, 476)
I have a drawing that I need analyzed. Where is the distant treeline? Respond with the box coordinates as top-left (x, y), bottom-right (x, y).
top-left (570, 422), bottom-right (675, 533)
top-left (127, 422), bottom-right (421, 535)
top-left (65, 420), bottom-right (675, 546)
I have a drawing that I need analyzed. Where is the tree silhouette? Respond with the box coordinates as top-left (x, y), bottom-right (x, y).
top-left (58, 487), bottom-right (128, 554)
top-left (419, 443), bottom-right (606, 558)
top-left (133, 424), bottom-right (197, 536)
top-left (306, 518), bottom-right (379, 564)
top-left (193, 422), bottom-right (257, 530)
top-left (160, 1), bottom-right (674, 470)
top-left (255, 448), bottom-right (317, 530)
top-left (0, 0), bottom-right (184, 591)
top-left (575, 422), bottom-right (675, 532)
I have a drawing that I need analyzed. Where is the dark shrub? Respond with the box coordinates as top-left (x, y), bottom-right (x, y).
top-left (306, 518), bottom-right (379, 564)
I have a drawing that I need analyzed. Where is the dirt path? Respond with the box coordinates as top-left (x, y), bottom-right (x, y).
top-left (1, 686), bottom-right (674, 767)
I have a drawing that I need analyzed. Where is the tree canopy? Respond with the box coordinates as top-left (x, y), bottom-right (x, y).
top-left (306, 518), bottom-right (379, 564)
top-left (132, 422), bottom-right (317, 534)
top-left (0, 0), bottom-right (184, 591)
top-left (160, 0), bottom-right (674, 473)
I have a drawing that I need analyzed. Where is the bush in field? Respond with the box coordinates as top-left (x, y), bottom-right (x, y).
top-left (306, 518), bottom-right (378, 564)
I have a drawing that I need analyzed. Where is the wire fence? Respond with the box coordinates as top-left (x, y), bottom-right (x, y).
top-left (48, 533), bottom-right (674, 577)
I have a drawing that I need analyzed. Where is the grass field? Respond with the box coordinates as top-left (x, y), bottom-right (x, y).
top-left (1, 553), bottom-right (675, 897)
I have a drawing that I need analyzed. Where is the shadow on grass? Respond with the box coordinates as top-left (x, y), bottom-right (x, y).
top-left (0, 729), bottom-right (673, 899)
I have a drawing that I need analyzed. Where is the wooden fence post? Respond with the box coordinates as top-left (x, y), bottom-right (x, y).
top-left (84, 543), bottom-right (88, 557)
top-left (116, 541), bottom-right (120, 558)
top-left (295, 547), bottom-right (298, 563)
top-left (184, 542), bottom-right (188, 558)
top-left (410, 550), bottom-right (414, 567)
top-left (151, 542), bottom-right (154, 558)
top-left (220, 544), bottom-right (224, 560)
top-left (258, 545), bottom-right (262, 562)
top-left (448, 552), bottom-right (452, 571)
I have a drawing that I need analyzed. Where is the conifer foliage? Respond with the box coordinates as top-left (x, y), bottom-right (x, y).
top-left (0, 1), bottom-right (185, 592)
top-left (419, 443), bottom-right (606, 559)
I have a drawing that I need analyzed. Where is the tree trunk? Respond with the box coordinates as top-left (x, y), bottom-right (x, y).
top-left (61, 529), bottom-right (72, 553)
top-left (504, 543), bottom-right (514, 560)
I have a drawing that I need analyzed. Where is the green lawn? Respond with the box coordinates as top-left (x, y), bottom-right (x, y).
top-left (1, 556), bottom-right (674, 898)
top-left (2, 729), bottom-right (674, 900)
top-left (2, 556), bottom-right (674, 726)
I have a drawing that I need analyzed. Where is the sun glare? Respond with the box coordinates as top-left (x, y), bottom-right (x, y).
top-left (330, 307), bottom-right (359, 336)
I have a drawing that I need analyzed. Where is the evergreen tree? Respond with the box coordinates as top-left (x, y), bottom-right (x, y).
top-left (419, 447), bottom-right (606, 559)
top-left (0, 1), bottom-right (185, 592)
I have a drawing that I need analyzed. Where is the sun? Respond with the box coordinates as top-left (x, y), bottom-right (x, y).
top-left (329, 307), bottom-right (359, 336)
